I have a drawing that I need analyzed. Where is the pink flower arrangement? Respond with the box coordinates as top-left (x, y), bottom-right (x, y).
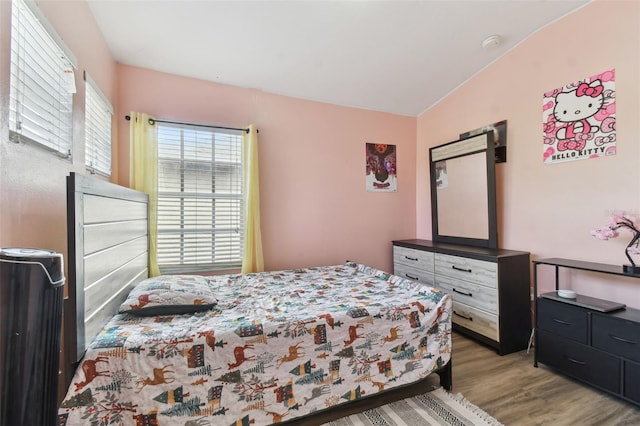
top-left (591, 210), bottom-right (640, 269)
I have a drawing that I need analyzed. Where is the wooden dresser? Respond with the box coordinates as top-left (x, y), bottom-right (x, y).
top-left (393, 239), bottom-right (530, 355)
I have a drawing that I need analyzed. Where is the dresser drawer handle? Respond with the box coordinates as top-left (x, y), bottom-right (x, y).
top-left (405, 273), bottom-right (419, 280)
top-left (610, 334), bottom-right (637, 345)
top-left (405, 256), bottom-right (419, 261)
top-left (453, 311), bottom-right (473, 321)
top-left (453, 288), bottom-right (473, 297)
top-left (452, 265), bottom-right (472, 273)
top-left (566, 357), bottom-right (586, 366)
top-left (552, 318), bottom-right (573, 326)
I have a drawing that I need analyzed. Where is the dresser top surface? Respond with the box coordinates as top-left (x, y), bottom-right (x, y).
top-left (393, 239), bottom-right (530, 259)
top-left (540, 292), bottom-right (640, 322)
top-left (541, 292), bottom-right (626, 312)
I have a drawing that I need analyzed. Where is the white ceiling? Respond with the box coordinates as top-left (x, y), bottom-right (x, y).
top-left (87, 0), bottom-right (590, 117)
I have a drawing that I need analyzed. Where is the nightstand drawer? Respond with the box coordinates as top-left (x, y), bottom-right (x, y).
top-left (592, 315), bottom-right (640, 363)
top-left (538, 330), bottom-right (620, 393)
top-left (452, 301), bottom-right (498, 341)
top-left (393, 246), bottom-right (434, 272)
top-left (435, 254), bottom-right (497, 288)
top-left (625, 360), bottom-right (640, 403)
top-left (537, 298), bottom-right (587, 344)
top-left (436, 274), bottom-right (497, 314)
top-left (394, 263), bottom-right (435, 286)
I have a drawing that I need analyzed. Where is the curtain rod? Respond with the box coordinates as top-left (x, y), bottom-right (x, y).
top-left (125, 115), bottom-right (250, 134)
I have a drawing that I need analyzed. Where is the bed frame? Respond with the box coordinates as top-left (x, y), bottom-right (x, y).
top-left (63, 172), bottom-right (149, 388)
top-left (62, 171), bottom-right (452, 407)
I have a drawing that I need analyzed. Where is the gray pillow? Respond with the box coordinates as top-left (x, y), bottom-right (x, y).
top-left (119, 275), bottom-right (217, 316)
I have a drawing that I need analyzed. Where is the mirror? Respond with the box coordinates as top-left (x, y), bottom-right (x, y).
top-left (429, 131), bottom-right (498, 249)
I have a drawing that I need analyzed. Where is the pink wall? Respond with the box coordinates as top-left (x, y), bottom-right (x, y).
top-left (116, 65), bottom-right (417, 272)
top-left (417, 0), bottom-right (640, 308)
top-left (3, 0), bottom-right (639, 308)
top-left (0, 1), bottom-right (117, 266)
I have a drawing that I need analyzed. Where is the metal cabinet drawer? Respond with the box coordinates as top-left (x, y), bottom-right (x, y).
top-left (537, 329), bottom-right (620, 393)
top-left (592, 315), bottom-right (640, 363)
top-left (625, 360), bottom-right (640, 404)
top-left (393, 246), bottom-right (434, 272)
top-left (434, 253), bottom-right (497, 288)
top-left (451, 301), bottom-right (498, 341)
top-left (436, 274), bottom-right (497, 314)
top-left (537, 298), bottom-right (588, 344)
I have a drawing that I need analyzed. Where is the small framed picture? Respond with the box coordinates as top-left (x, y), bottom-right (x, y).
top-left (365, 143), bottom-right (397, 192)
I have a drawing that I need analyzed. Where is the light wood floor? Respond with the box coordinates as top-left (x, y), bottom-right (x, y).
top-left (451, 332), bottom-right (640, 425)
top-left (287, 332), bottom-right (640, 425)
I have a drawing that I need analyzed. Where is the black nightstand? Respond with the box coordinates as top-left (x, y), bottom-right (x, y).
top-left (532, 258), bottom-right (640, 407)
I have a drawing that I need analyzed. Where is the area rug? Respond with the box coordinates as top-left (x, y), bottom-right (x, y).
top-left (323, 387), bottom-right (503, 426)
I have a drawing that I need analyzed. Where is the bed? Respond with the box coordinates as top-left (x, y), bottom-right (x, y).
top-left (59, 172), bottom-right (453, 425)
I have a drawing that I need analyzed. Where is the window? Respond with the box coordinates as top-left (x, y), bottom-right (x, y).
top-left (9, 0), bottom-right (76, 157)
top-left (84, 74), bottom-right (113, 176)
top-left (157, 123), bottom-right (244, 272)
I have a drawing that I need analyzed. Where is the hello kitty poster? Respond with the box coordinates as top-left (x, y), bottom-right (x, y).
top-left (542, 69), bottom-right (616, 164)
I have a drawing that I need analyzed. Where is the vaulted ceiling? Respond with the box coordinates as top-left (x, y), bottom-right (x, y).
top-left (88, 0), bottom-right (590, 116)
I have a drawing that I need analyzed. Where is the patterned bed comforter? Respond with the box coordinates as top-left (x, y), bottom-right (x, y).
top-left (59, 262), bottom-right (452, 426)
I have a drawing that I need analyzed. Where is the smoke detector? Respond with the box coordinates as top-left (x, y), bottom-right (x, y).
top-left (481, 35), bottom-right (502, 50)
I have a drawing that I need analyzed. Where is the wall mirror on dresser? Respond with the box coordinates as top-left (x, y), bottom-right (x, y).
top-left (430, 131), bottom-right (498, 249)
top-left (393, 130), bottom-right (530, 356)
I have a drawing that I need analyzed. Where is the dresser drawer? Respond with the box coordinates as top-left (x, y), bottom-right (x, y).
top-left (434, 253), bottom-right (497, 288)
top-left (624, 360), bottom-right (640, 403)
top-left (537, 298), bottom-right (587, 344)
top-left (538, 329), bottom-right (620, 393)
top-left (394, 263), bottom-right (435, 286)
top-left (592, 315), bottom-right (640, 363)
top-left (452, 301), bottom-right (498, 341)
top-left (393, 246), bottom-right (434, 272)
top-left (435, 274), bottom-right (497, 314)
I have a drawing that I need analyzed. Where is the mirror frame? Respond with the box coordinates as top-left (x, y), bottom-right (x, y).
top-left (429, 131), bottom-right (498, 249)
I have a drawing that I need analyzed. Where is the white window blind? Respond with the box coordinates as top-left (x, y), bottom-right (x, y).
top-left (84, 74), bottom-right (113, 176)
top-left (157, 123), bottom-right (244, 272)
top-left (9, 0), bottom-right (75, 157)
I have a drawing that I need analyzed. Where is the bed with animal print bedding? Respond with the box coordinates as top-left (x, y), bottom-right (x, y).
top-left (58, 262), bottom-right (452, 425)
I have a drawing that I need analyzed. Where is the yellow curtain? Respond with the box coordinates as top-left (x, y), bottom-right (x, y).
top-left (129, 112), bottom-right (161, 277)
top-left (241, 124), bottom-right (264, 273)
